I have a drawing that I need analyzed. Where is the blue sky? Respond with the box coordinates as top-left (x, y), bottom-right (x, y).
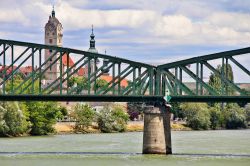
top-left (0, 0), bottom-right (250, 82)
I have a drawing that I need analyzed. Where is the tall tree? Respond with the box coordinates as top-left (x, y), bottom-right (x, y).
top-left (208, 64), bottom-right (234, 95)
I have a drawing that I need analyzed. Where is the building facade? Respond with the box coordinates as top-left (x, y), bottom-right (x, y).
top-left (44, 8), bottom-right (63, 84)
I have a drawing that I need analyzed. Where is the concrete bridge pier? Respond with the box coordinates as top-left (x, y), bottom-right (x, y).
top-left (142, 104), bottom-right (172, 154)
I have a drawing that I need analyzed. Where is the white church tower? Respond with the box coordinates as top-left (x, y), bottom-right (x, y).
top-left (44, 7), bottom-right (63, 84)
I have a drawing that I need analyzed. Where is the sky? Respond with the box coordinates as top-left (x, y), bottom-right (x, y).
top-left (0, 0), bottom-right (250, 82)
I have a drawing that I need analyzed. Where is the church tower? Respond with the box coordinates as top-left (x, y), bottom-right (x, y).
top-left (44, 7), bottom-right (63, 84)
top-left (85, 25), bottom-right (99, 77)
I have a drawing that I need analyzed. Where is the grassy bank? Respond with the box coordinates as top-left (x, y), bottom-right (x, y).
top-left (54, 121), bottom-right (191, 134)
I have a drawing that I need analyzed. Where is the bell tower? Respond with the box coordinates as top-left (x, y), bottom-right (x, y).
top-left (44, 6), bottom-right (63, 84)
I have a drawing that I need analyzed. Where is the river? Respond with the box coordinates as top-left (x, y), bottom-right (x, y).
top-left (0, 130), bottom-right (249, 166)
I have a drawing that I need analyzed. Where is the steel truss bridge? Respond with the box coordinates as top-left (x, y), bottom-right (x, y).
top-left (0, 39), bottom-right (249, 103)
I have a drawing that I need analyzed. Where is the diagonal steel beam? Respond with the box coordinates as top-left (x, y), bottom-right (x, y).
top-left (0, 45), bottom-right (10, 57)
top-left (123, 72), bottom-right (148, 95)
top-left (203, 61), bottom-right (247, 95)
top-left (14, 51), bottom-right (62, 94)
top-left (96, 65), bottom-right (132, 94)
top-left (43, 55), bottom-right (87, 93)
top-left (229, 56), bottom-right (250, 76)
top-left (0, 48), bottom-right (38, 87)
top-left (47, 57), bottom-right (91, 94)
top-left (162, 70), bottom-right (195, 95)
top-left (99, 67), bottom-right (134, 95)
top-left (158, 47), bottom-right (250, 69)
top-left (121, 70), bottom-right (148, 95)
top-left (180, 65), bottom-right (219, 95)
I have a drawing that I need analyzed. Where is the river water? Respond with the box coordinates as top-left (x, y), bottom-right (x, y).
top-left (0, 130), bottom-right (249, 166)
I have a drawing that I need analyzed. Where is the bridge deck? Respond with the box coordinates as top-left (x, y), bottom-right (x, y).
top-left (0, 95), bottom-right (249, 103)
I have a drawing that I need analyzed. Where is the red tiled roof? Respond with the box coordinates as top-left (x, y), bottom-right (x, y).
top-left (19, 66), bottom-right (33, 75)
top-left (78, 67), bottom-right (87, 76)
top-left (100, 74), bottom-right (128, 88)
top-left (62, 53), bottom-right (74, 67)
top-left (0, 65), bottom-right (18, 75)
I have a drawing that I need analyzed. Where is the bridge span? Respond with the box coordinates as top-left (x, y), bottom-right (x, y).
top-left (0, 39), bottom-right (249, 154)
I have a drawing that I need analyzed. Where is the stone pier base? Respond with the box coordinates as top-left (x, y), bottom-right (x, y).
top-left (142, 105), bottom-right (172, 154)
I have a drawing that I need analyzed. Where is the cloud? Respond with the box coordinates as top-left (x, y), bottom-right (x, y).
top-left (0, 9), bottom-right (29, 25)
top-left (154, 15), bottom-right (193, 37)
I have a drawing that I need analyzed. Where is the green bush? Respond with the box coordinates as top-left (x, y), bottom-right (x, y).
top-left (26, 102), bottom-right (62, 135)
top-left (245, 103), bottom-right (250, 123)
top-left (223, 103), bottom-right (247, 129)
top-left (72, 104), bottom-right (95, 132)
top-left (97, 104), bottom-right (129, 133)
top-left (0, 102), bottom-right (30, 137)
top-left (180, 103), bottom-right (211, 130)
top-left (209, 104), bottom-right (223, 130)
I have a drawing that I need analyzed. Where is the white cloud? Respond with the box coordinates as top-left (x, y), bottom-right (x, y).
top-left (46, 2), bottom-right (156, 30)
top-left (208, 12), bottom-right (250, 32)
top-left (154, 15), bottom-right (193, 37)
top-left (0, 9), bottom-right (29, 25)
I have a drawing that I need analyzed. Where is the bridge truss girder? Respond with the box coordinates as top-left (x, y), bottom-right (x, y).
top-left (0, 39), bottom-right (249, 102)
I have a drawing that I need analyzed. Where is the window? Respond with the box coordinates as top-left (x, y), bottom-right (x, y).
top-left (49, 39), bottom-right (52, 43)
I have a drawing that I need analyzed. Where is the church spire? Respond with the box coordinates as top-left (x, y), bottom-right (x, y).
top-left (52, 5), bottom-right (55, 17)
top-left (88, 25), bottom-right (98, 53)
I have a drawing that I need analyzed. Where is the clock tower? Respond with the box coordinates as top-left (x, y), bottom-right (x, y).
top-left (44, 7), bottom-right (63, 84)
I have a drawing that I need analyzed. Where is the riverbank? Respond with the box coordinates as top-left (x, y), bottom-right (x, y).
top-left (54, 121), bottom-right (191, 134)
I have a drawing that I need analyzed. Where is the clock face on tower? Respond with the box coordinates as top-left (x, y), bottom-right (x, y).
top-left (47, 23), bottom-right (55, 32)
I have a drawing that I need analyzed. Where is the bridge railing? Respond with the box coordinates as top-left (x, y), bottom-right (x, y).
top-left (157, 47), bottom-right (250, 97)
top-left (0, 39), bottom-right (249, 102)
top-left (0, 39), bottom-right (155, 96)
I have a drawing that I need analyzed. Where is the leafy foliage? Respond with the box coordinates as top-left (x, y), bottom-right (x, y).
top-left (208, 64), bottom-right (234, 95)
top-left (68, 77), bottom-right (89, 93)
top-left (94, 79), bottom-right (108, 91)
top-left (127, 102), bottom-right (144, 120)
top-left (223, 103), bottom-right (247, 129)
top-left (0, 102), bottom-right (30, 137)
top-left (26, 102), bottom-right (62, 135)
top-left (72, 104), bottom-right (95, 132)
top-left (5, 74), bottom-right (40, 94)
top-left (208, 104), bottom-right (223, 129)
top-left (180, 103), bottom-right (211, 130)
top-left (97, 104), bottom-right (129, 133)
top-left (245, 103), bottom-right (250, 123)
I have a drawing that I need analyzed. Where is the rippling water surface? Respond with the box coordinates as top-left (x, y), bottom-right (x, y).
top-left (0, 130), bottom-right (249, 166)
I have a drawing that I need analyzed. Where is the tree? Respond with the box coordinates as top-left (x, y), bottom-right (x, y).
top-left (209, 104), bottom-right (223, 129)
top-left (68, 77), bottom-right (89, 93)
top-left (58, 106), bottom-right (68, 117)
top-left (0, 102), bottom-right (30, 137)
top-left (127, 102), bottom-right (144, 120)
top-left (223, 103), bottom-right (247, 129)
top-left (26, 102), bottom-right (63, 135)
top-left (68, 77), bottom-right (77, 87)
top-left (180, 103), bottom-right (211, 130)
top-left (97, 104), bottom-right (129, 132)
top-left (5, 74), bottom-right (40, 94)
top-left (208, 64), bottom-right (234, 95)
top-left (94, 78), bottom-right (108, 91)
top-left (75, 77), bottom-right (88, 93)
top-left (72, 104), bottom-right (95, 132)
top-left (245, 103), bottom-right (250, 124)
top-left (171, 102), bottom-right (183, 120)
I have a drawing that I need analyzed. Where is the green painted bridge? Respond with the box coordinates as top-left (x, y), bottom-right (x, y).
top-left (0, 39), bottom-right (249, 103)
